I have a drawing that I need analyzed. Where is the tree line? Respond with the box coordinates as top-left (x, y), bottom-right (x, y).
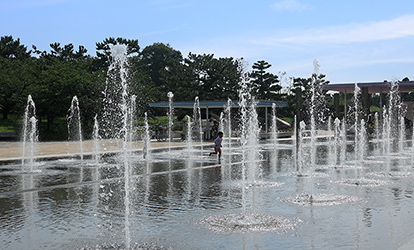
top-left (0, 35), bottom-right (330, 140)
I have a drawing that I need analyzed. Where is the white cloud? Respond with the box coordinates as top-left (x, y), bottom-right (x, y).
top-left (253, 14), bottom-right (414, 46)
top-left (270, 0), bottom-right (310, 12)
top-left (176, 14), bottom-right (414, 83)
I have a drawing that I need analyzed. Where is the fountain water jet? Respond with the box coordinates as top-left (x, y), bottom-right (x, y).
top-left (67, 96), bottom-right (83, 161)
top-left (92, 114), bottom-right (100, 164)
top-left (167, 92), bottom-right (174, 153)
top-left (353, 83), bottom-right (361, 162)
top-left (193, 97), bottom-right (203, 154)
top-left (5, 57), bottom-right (414, 248)
top-left (143, 112), bottom-right (151, 160)
top-left (271, 103), bottom-right (278, 148)
top-left (103, 43), bottom-right (135, 249)
top-left (22, 95), bottom-right (38, 171)
top-left (223, 98), bottom-right (232, 154)
top-left (185, 115), bottom-right (193, 155)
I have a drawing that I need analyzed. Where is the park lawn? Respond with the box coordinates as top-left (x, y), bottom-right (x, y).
top-left (0, 115), bottom-right (20, 132)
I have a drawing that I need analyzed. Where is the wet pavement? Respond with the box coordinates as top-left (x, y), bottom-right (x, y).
top-left (0, 139), bottom-right (211, 161)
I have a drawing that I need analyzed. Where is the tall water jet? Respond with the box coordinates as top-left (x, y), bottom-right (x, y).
top-left (101, 44), bottom-right (130, 142)
top-left (412, 113), bottom-right (414, 166)
top-left (167, 92), bottom-right (174, 153)
top-left (374, 112), bottom-right (380, 153)
top-left (22, 95), bottom-right (38, 171)
top-left (271, 103), bottom-right (279, 173)
top-left (383, 111), bottom-right (390, 155)
top-left (358, 119), bottom-right (367, 163)
top-left (193, 97), bottom-right (203, 153)
top-left (128, 95), bottom-right (137, 151)
top-left (293, 116), bottom-right (298, 171)
top-left (326, 116), bottom-right (333, 165)
top-left (308, 60), bottom-right (326, 170)
top-left (271, 103), bottom-right (278, 148)
top-left (224, 98), bottom-right (232, 151)
top-left (247, 100), bottom-right (261, 181)
top-left (309, 75), bottom-right (317, 170)
top-left (185, 115), bottom-right (193, 154)
top-left (92, 114), bottom-right (100, 164)
top-left (67, 96), bottom-right (83, 161)
top-left (219, 112), bottom-right (224, 136)
top-left (238, 83), bottom-right (249, 185)
top-left (353, 83), bottom-right (361, 162)
top-left (340, 118), bottom-right (347, 165)
top-left (238, 80), bottom-right (261, 183)
top-left (297, 121), bottom-right (306, 174)
top-left (103, 43), bottom-right (134, 249)
top-left (333, 118), bottom-right (341, 165)
top-left (399, 116), bottom-right (406, 153)
top-left (386, 79), bottom-right (403, 154)
top-left (143, 112), bottom-right (151, 160)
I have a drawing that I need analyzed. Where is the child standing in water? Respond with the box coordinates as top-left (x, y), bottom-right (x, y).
top-left (209, 132), bottom-right (223, 159)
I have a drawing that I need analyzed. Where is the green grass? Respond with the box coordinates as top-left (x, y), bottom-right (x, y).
top-left (0, 115), bottom-right (21, 133)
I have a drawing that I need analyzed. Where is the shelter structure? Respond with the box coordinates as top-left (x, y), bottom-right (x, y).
top-left (149, 100), bottom-right (288, 132)
top-left (322, 81), bottom-right (414, 125)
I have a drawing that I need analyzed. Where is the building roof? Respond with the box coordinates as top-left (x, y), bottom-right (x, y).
top-left (149, 100), bottom-right (288, 109)
top-left (322, 81), bottom-right (414, 93)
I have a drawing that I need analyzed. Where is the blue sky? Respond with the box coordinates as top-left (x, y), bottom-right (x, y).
top-left (2, 0), bottom-right (414, 85)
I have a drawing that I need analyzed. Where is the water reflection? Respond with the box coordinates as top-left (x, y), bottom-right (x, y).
top-left (0, 145), bottom-right (414, 249)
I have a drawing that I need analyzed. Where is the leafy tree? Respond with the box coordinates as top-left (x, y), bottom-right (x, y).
top-left (184, 53), bottom-right (243, 101)
top-left (249, 60), bottom-right (281, 100)
top-left (0, 35), bottom-right (31, 59)
top-left (138, 42), bottom-right (184, 100)
top-left (159, 57), bottom-right (195, 101)
top-left (0, 57), bottom-right (36, 119)
top-left (30, 43), bottom-right (103, 139)
top-left (0, 36), bottom-right (34, 120)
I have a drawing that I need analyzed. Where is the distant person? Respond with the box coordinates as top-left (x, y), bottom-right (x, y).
top-left (209, 131), bottom-right (223, 159)
top-left (205, 119), bottom-right (211, 140)
top-left (212, 120), bottom-right (219, 138)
